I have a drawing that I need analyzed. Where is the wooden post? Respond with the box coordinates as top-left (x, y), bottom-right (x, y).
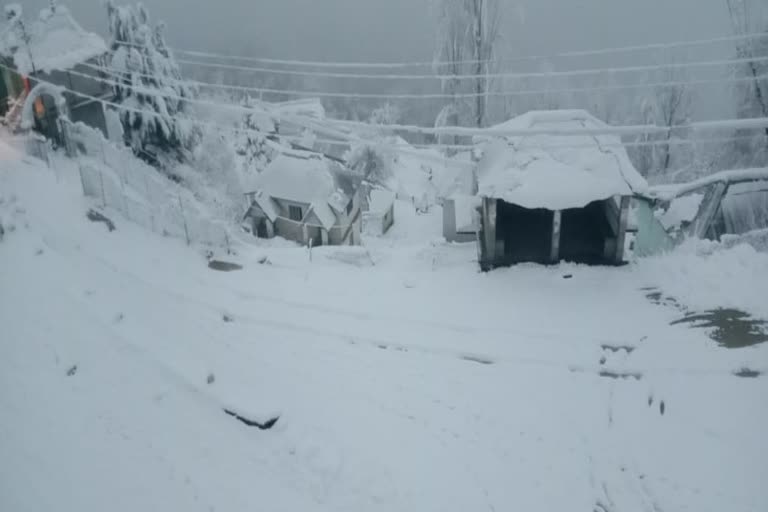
top-left (614, 196), bottom-right (631, 264)
top-left (550, 210), bottom-right (562, 263)
top-left (482, 197), bottom-right (497, 266)
top-left (693, 182), bottom-right (728, 240)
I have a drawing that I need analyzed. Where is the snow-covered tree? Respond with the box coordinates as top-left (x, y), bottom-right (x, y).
top-left (234, 95), bottom-right (276, 175)
top-left (724, 0), bottom-right (768, 168)
top-left (105, 1), bottom-right (197, 162)
top-left (433, 0), bottom-right (500, 129)
top-left (369, 103), bottom-right (401, 125)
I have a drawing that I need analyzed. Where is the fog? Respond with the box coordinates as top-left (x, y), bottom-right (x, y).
top-left (23, 0), bottom-right (747, 119)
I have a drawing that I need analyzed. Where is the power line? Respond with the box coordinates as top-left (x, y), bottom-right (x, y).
top-left (164, 32), bottom-right (768, 69)
top-left (10, 63), bottom-right (768, 162)
top-left (173, 55), bottom-right (768, 82)
top-left (80, 59), bottom-right (768, 102)
top-left (26, 63), bottom-right (768, 140)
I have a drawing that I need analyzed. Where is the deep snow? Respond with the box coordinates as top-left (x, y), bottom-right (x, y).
top-left (1, 143), bottom-right (767, 512)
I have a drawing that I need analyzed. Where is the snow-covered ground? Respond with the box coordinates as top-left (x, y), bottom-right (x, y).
top-left (1, 143), bottom-right (767, 512)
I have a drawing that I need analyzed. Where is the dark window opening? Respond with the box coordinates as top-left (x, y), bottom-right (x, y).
top-left (288, 205), bottom-right (303, 222)
top-left (496, 201), bottom-right (553, 264)
top-left (346, 199), bottom-right (353, 216)
top-left (559, 200), bottom-right (614, 264)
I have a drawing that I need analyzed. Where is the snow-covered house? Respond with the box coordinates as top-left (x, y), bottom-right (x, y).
top-left (0, 4), bottom-right (110, 141)
top-left (473, 110), bottom-right (648, 270)
top-left (243, 150), bottom-right (364, 246)
top-left (362, 189), bottom-right (396, 236)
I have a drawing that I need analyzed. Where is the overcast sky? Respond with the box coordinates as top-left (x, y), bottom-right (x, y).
top-left (25, 0), bottom-right (749, 118)
top-left (29, 0), bottom-right (734, 61)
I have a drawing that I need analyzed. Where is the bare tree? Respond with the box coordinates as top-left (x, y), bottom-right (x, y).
top-left (467, 0), bottom-right (500, 127)
top-left (722, 0), bottom-right (768, 167)
top-left (630, 66), bottom-right (693, 178)
top-left (433, 0), bottom-right (500, 129)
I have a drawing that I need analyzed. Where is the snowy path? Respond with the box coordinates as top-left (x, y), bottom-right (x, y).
top-left (1, 150), bottom-right (767, 511)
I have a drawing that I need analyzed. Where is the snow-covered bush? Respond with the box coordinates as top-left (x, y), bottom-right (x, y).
top-left (347, 143), bottom-right (392, 188)
top-left (105, 1), bottom-right (198, 163)
top-left (234, 96), bottom-right (277, 175)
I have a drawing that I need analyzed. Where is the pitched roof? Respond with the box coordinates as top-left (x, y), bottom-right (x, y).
top-left (476, 110), bottom-right (648, 210)
top-left (1, 5), bottom-right (107, 75)
top-left (247, 150), bottom-right (356, 230)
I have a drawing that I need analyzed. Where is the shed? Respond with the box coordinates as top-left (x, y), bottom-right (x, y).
top-left (475, 110), bottom-right (648, 270)
top-left (243, 150), bottom-right (363, 246)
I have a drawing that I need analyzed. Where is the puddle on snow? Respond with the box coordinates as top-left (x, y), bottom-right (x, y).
top-left (671, 309), bottom-right (768, 349)
top-left (642, 287), bottom-right (768, 349)
top-left (208, 260), bottom-right (243, 272)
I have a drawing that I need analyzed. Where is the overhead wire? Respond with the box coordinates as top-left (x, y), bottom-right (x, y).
top-left (150, 31), bottom-right (768, 69)
top-left (21, 63), bottom-right (768, 141)
top-left (80, 59), bottom-right (768, 103)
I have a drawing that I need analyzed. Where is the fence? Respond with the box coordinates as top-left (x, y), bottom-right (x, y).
top-left (61, 120), bottom-right (233, 249)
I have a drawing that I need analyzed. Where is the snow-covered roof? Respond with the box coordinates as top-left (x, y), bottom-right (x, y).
top-left (272, 98), bottom-right (326, 120)
top-left (247, 150), bottom-right (355, 230)
top-left (1, 4), bottom-right (107, 75)
top-left (250, 190), bottom-right (279, 223)
top-left (475, 110), bottom-right (648, 210)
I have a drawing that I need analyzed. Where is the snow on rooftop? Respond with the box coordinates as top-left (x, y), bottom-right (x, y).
top-left (476, 110), bottom-right (648, 210)
top-left (1, 4), bottom-right (107, 75)
top-left (247, 151), bottom-right (353, 230)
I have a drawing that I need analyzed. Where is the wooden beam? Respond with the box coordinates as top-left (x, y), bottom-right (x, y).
top-left (614, 196), bottom-right (631, 263)
top-left (550, 210), bottom-right (562, 263)
top-left (693, 182), bottom-right (728, 240)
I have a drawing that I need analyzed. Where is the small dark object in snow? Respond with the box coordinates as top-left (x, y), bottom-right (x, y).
top-left (114, 313), bottom-right (124, 323)
top-left (599, 356), bottom-right (607, 366)
top-left (86, 209), bottom-right (116, 232)
top-left (660, 400), bottom-right (666, 416)
top-left (207, 373), bottom-right (215, 385)
top-left (563, 274), bottom-right (573, 279)
top-left (224, 409), bottom-right (279, 430)
top-left (208, 260), bottom-right (243, 272)
top-left (222, 313), bottom-right (234, 323)
top-left (66, 365), bottom-right (78, 377)
top-left (257, 256), bottom-right (271, 265)
top-left (733, 368), bottom-right (761, 378)
top-left (461, 354), bottom-right (494, 365)
top-left (598, 370), bottom-right (642, 381)
top-left (0, 221), bottom-right (4, 241)
top-left (648, 395), bottom-right (654, 407)
top-left (35, 248), bottom-right (43, 255)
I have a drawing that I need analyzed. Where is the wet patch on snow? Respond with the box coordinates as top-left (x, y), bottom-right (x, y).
top-left (460, 354), bottom-right (495, 365)
top-left (642, 286), bottom-right (768, 348)
top-left (600, 344), bottom-right (636, 354)
top-left (208, 260), bottom-right (243, 272)
top-left (671, 309), bottom-right (768, 349)
top-left (598, 370), bottom-right (643, 381)
top-left (223, 409), bottom-right (279, 430)
top-left (733, 368), bottom-right (762, 378)
top-left (86, 209), bottom-right (116, 232)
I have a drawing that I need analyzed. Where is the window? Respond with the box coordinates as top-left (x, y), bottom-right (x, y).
top-left (288, 205), bottom-right (303, 222)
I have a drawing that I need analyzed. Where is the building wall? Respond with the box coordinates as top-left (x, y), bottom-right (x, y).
top-left (443, 198), bottom-right (478, 243)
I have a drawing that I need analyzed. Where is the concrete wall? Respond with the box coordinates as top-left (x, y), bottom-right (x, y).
top-left (443, 198), bottom-right (478, 243)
